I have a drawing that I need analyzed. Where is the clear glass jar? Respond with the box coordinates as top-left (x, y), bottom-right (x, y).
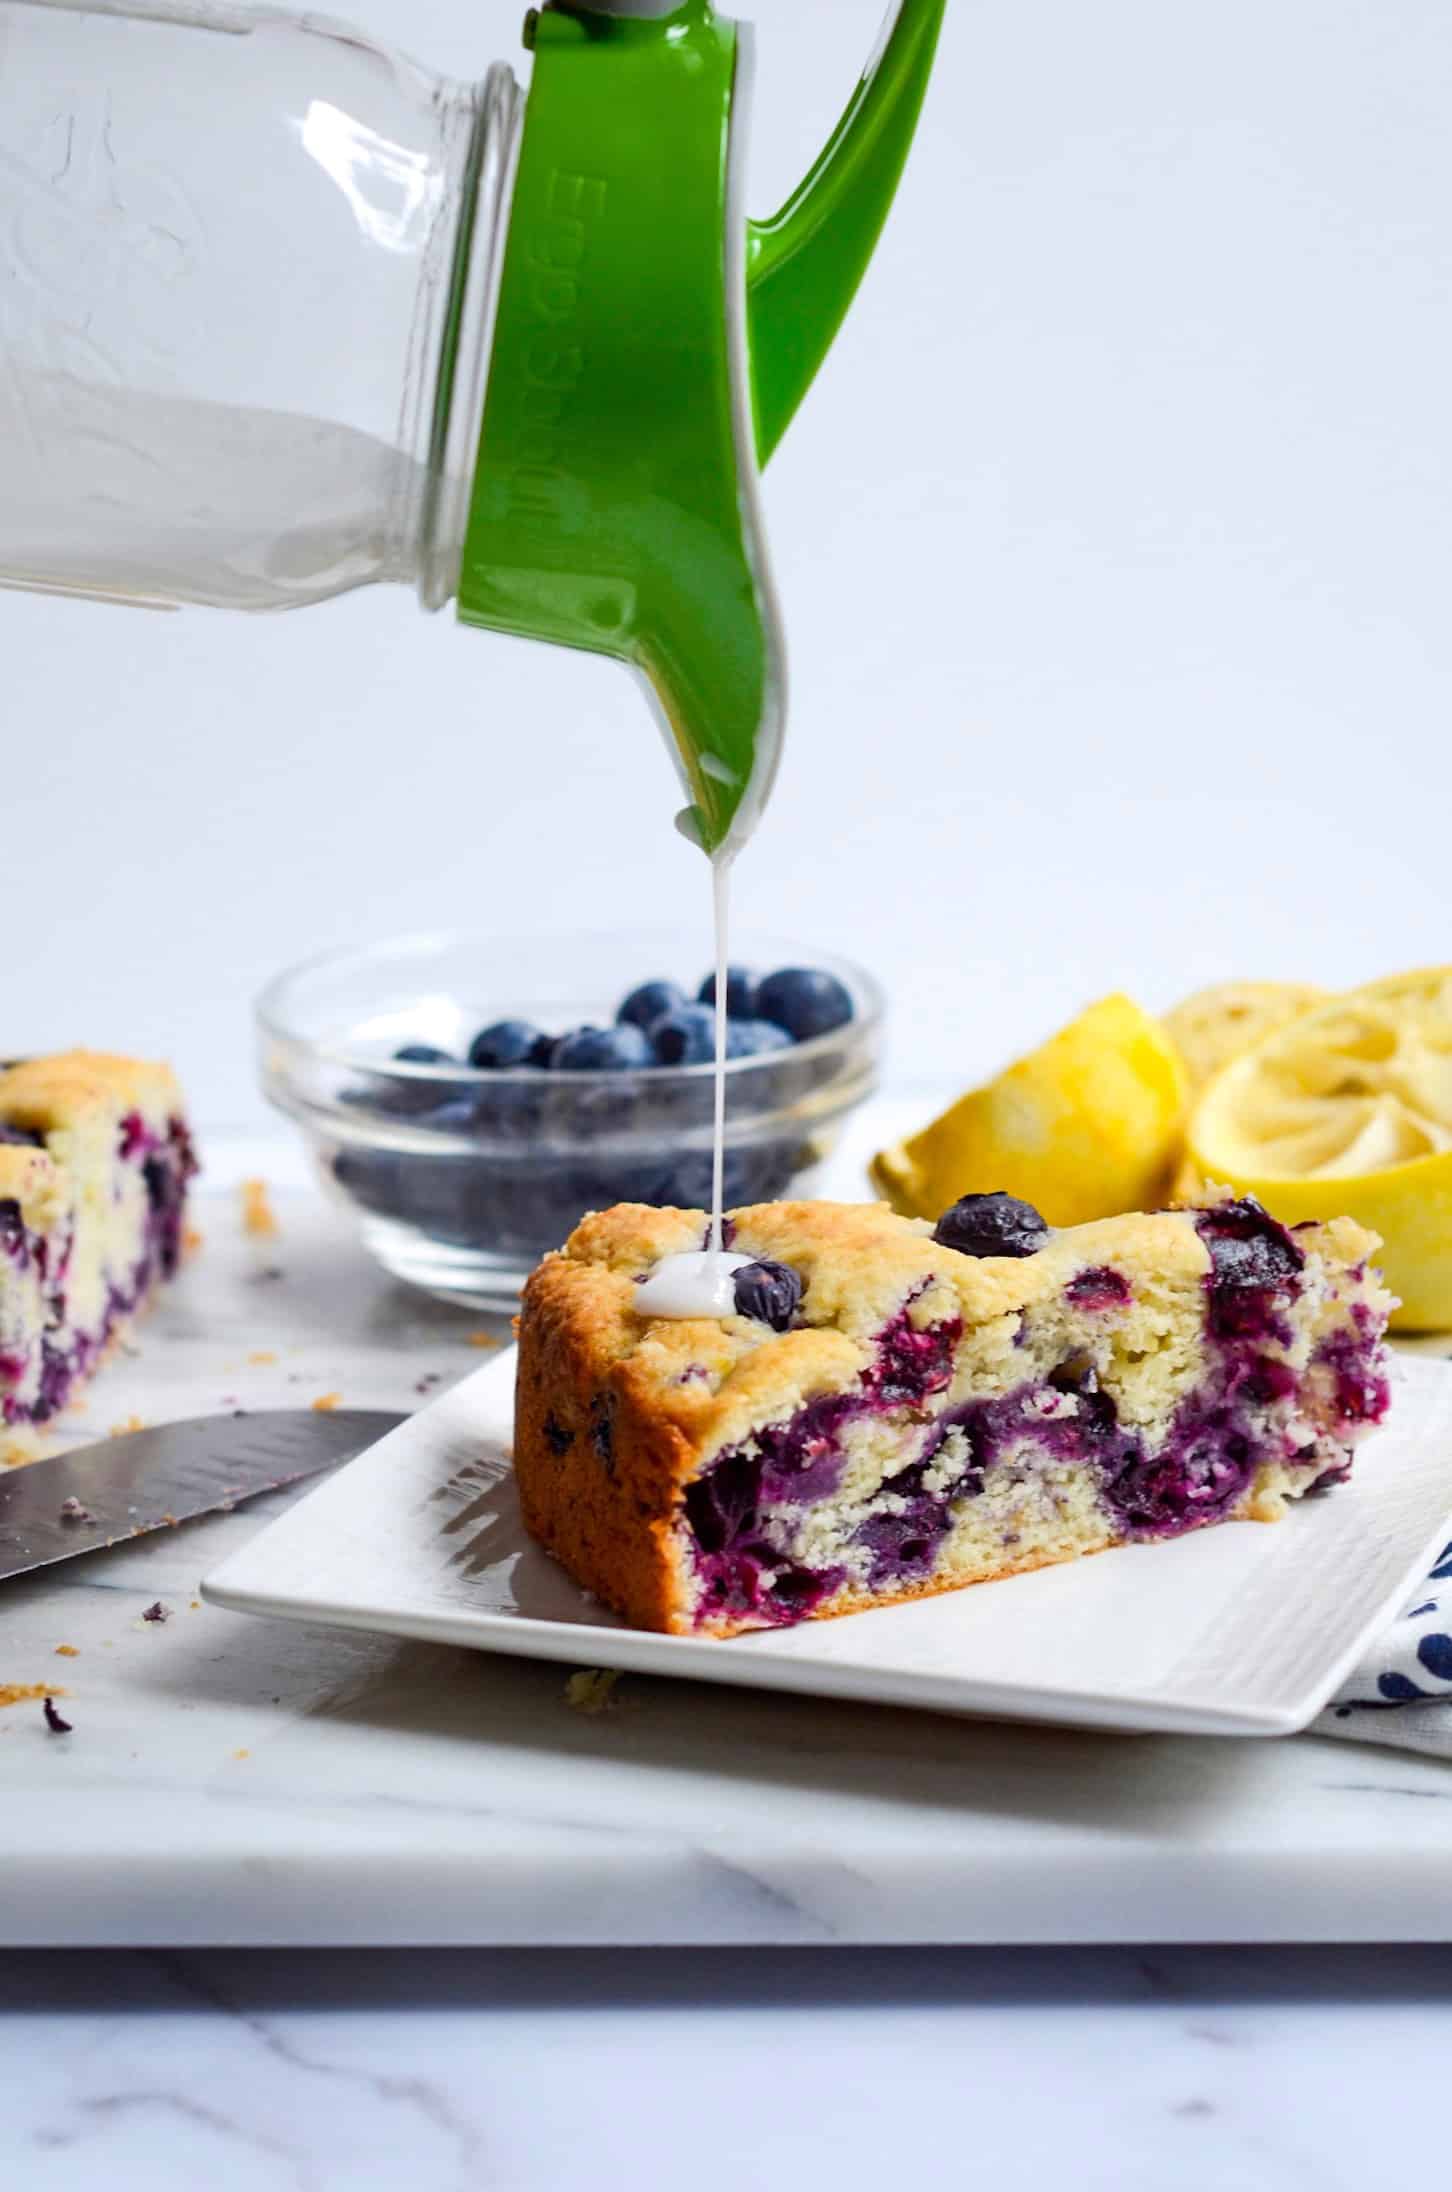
top-left (0, 0), bottom-right (520, 611)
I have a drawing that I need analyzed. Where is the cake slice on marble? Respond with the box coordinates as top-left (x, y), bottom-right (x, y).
top-left (514, 1191), bottom-right (1394, 1638)
top-left (0, 1052), bottom-right (197, 1427)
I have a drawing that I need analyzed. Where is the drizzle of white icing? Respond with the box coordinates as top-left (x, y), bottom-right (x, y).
top-left (635, 849), bottom-right (739, 1320)
top-left (708, 852), bottom-right (732, 1257)
top-left (633, 1250), bottom-right (753, 1321)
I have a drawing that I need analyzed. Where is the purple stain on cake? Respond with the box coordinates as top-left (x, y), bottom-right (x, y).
top-left (685, 1452), bottom-right (847, 1628)
top-left (1243, 1355), bottom-right (1300, 1406)
top-left (678, 1196), bottom-right (1394, 1633)
top-left (589, 1396), bottom-right (616, 1474)
top-left (1065, 1267), bottom-right (1132, 1313)
top-left (0, 1198), bottom-right (30, 1271)
top-left (118, 1112), bottom-right (160, 1160)
top-left (1314, 1326), bottom-right (1392, 1427)
top-left (856, 1453), bottom-right (972, 1585)
top-left (683, 1256), bottom-right (1393, 1629)
top-left (862, 1297), bottom-right (960, 1406)
top-left (685, 1296), bottom-right (962, 1621)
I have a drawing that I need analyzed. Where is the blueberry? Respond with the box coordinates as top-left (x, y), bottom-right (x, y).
top-left (697, 966), bottom-right (759, 1019)
top-left (425, 1098), bottom-right (482, 1134)
top-left (618, 979), bottom-right (686, 1032)
top-left (934, 1192), bottom-right (1049, 1259)
top-left (756, 968), bottom-right (855, 1043)
top-left (528, 1031), bottom-right (557, 1067)
top-left (651, 1004), bottom-right (719, 1066)
top-left (1194, 1197), bottom-right (1305, 1293)
top-left (468, 1019), bottom-right (545, 1070)
top-left (726, 1018), bottom-right (793, 1060)
top-left (376, 1046), bottom-right (459, 1117)
top-left (732, 1259), bottom-right (804, 1332)
top-left (394, 1043), bottom-right (456, 1067)
top-left (551, 1024), bottom-right (653, 1073)
top-left (0, 1124), bottom-right (43, 1147)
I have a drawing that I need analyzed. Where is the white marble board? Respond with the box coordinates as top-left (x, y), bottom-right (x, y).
top-left (5, 1143), bottom-right (1452, 1948)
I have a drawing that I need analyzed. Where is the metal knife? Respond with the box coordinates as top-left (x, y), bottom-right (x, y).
top-left (0, 1410), bottom-right (405, 1584)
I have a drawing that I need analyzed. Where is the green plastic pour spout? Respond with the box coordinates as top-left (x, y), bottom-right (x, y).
top-left (458, 0), bottom-right (948, 855)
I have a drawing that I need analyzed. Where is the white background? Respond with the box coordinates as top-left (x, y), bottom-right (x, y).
top-left (6, 0), bottom-right (1450, 1128)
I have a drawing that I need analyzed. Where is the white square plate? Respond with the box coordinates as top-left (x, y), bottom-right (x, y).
top-left (203, 1349), bottom-right (1452, 1737)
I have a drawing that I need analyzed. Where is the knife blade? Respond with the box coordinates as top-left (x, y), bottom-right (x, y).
top-left (0, 1409), bottom-right (406, 1584)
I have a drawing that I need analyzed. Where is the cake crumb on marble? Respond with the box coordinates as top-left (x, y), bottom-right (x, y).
top-left (565, 1669), bottom-right (622, 1715)
top-left (240, 1178), bottom-right (279, 1237)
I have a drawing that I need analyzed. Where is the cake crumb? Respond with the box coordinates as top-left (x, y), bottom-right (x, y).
top-left (190, 1599), bottom-right (201, 1611)
top-left (0, 1682), bottom-right (66, 1708)
top-left (311, 1392), bottom-right (342, 1414)
top-left (565, 1669), bottom-right (622, 1716)
top-left (184, 1224), bottom-right (205, 1254)
top-left (53, 1645), bottom-right (78, 1658)
top-left (467, 1331), bottom-right (502, 1351)
top-left (110, 1415), bottom-right (146, 1437)
top-left (1, 1432), bottom-right (43, 1467)
top-left (248, 1350), bottom-right (278, 1366)
top-left (233, 1748), bottom-right (250, 1761)
top-left (59, 1496), bottom-right (93, 1524)
top-left (43, 1697), bottom-right (73, 1734)
top-left (240, 1178), bottom-right (279, 1237)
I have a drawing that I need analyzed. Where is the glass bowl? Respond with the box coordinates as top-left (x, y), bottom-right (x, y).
top-left (257, 928), bottom-right (884, 1310)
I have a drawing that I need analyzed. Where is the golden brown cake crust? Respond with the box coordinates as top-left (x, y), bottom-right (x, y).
top-left (0, 1050), bottom-right (183, 1132)
top-left (515, 1256), bottom-right (698, 1632)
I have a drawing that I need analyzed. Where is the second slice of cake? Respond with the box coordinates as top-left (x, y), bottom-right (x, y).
top-left (0, 1051), bottom-right (197, 1427)
top-left (515, 1192), bottom-right (1394, 1638)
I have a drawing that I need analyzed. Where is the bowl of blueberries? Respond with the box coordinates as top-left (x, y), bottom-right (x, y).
top-left (257, 929), bottom-right (883, 1309)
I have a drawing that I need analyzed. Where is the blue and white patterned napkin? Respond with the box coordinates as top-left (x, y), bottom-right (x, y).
top-left (1316, 1538), bottom-right (1452, 1752)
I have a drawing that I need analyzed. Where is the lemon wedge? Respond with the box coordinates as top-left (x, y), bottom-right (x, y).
top-left (1186, 964), bottom-right (1452, 1328)
top-left (872, 994), bottom-right (1188, 1229)
top-left (1164, 980), bottom-right (1325, 1090)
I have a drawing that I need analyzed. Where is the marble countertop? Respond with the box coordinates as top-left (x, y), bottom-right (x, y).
top-left (5, 1143), bottom-right (1452, 1953)
top-left (5, 1941), bottom-right (1450, 2191)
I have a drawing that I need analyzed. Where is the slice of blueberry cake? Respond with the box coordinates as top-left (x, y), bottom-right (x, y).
top-left (0, 1051), bottom-right (197, 1427)
top-left (514, 1191), bottom-right (1394, 1637)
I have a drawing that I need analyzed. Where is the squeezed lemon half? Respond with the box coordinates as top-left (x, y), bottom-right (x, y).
top-left (1164, 980), bottom-right (1325, 1091)
top-left (871, 994), bottom-right (1188, 1229)
top-left (1186, 965), bottom-right (1452, 1328)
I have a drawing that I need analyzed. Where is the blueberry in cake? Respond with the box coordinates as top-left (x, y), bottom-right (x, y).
top-left (0, 1052), bottom-right (196, 1427)
top-left (514, 1192), bottom-right (1394, 1637)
